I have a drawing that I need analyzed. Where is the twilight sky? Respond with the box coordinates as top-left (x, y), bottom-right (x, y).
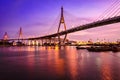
top-left (0, 0), bottom-right (120, 42)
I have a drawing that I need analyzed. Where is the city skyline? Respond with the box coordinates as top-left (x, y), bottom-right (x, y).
top-left (0, 0), bottom-right (120, 42)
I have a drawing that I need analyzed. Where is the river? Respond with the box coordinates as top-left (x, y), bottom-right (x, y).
top-left (0, 46), bottom-right (120, 80)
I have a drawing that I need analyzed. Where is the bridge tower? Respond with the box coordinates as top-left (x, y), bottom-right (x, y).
top-left (18, 27), bottom-right (23, 40)
top-left (57, 6), bottom-right (67, 45)
top-left (3, 32), bottom-right (8, 40)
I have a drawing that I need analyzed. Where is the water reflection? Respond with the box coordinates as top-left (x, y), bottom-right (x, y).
top-left (100, 52), bottom-right (113, 80)
top-left (64, 46), bottom-right (78, 80)
top-left (0, 46), bottom-right (120, 80)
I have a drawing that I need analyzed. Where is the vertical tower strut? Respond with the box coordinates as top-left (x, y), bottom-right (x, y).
top-left (18, 27), bottom-right (22, 40)
top-left (57, 6), bottom-right (67, 45)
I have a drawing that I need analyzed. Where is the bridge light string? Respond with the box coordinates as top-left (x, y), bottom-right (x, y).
top-left (46, 8), bottom-right (83, 35)
top-left (96, 0), bottom-right (119, 20)
top-left (101, 0), bottom-right (120, 19)
top-left (64, 10), bottom-right (80, 29)
top-left (64, 10), bottom-right (91, 27)
top-left (109, 6), bottom-right (120, 17)
top-left (108, 2), bottom-right (120, 17)
top-left (104, 0), bottom-right (120, 18)
top-left (28, 2), bottom-right (120, 42)
top-left (64, 9), bottom-right (94, 29)
top-left (102, 0), bottom-right (119, 19)
top-left (46, 6), bottom-right (101, 37)
top-left (64, 10), bottom-right (80, 28)
top-left (95, 0), bottom-right (119, 21)
top-left (115, 8), bottom-right (120, 16)
top-left (95, 0), bottom-right (114, 21)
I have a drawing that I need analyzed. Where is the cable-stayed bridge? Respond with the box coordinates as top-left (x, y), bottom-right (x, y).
top-left (1, 0), bottom-right (120, 46)
top-left (29, 15), bottom-right (120, 39)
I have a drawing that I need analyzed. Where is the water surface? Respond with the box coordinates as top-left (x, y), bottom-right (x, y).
top-left (0, 46), bottom-right (120, 80)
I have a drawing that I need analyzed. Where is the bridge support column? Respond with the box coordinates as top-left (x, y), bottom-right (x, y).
top-left (57, 6), bottom-right (67, 46)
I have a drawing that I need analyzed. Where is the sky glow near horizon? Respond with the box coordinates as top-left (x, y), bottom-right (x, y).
top-left (0, 0), bottom-right (120, 42)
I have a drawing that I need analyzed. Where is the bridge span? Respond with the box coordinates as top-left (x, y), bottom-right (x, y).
top-left (1, 6), bottom-right (120, 46)
top-left (28, 15), bottom-right (120, 40)
top-left (1, 15), bottom-right (120, 43)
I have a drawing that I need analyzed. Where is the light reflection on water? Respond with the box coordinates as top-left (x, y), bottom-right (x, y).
top-left (0, 46), bottom-right (120, 80)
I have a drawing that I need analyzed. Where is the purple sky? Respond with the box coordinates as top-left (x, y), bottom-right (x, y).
top-left (0, 0), bottom-right (120, 42)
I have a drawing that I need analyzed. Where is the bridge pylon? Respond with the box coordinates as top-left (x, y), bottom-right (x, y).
top-left (57, 6), bottom-right (67, 45)
top-left (18, 27), bottom-right (23, 41)
top-left (17, 27), bottom-right (25, 46)
top-left (3, 32), bottom-right (8, 40)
